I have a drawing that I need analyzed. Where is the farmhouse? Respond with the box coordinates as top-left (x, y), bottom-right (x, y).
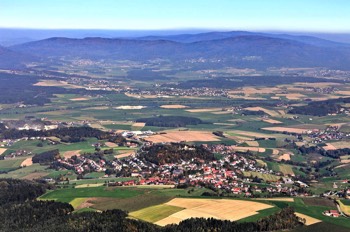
top-left (323, 210), bottom-right (341, 217)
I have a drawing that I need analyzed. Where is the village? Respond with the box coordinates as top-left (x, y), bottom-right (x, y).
top-left (51, 142), bottom-right (314, 198)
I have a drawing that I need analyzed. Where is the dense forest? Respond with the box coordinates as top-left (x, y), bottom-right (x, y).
top-left (241, 110), bottom-right (266, 115)
top-left (139, 144), bottom-right (215, 165)
top-left (0, 126), bottom-right (110, 142)
top-left (169, 76), bottom-right (346, 89)
top-left (0, 179), bottom-right (304, 231)
top-left (32, 149), bottom-right (60, 164)
top-left (0, 179), bottom-right (48, 205)
top-left (136, 116), bottom-right (204, 127)
top-left (289, 97), bottom-right (350, 116)
top-left (299, 145), bottom-right (350, 159)
top-left (0, 73), bottom-right (108, 105)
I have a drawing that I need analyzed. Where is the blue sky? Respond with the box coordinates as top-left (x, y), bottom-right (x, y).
top-left (1, 0), bottom-right (349, 32)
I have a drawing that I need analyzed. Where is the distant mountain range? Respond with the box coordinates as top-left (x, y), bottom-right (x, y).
top-left (2, 31), bottom-right (350, 70)
top-left (0, 45), bottom-right (37, 69)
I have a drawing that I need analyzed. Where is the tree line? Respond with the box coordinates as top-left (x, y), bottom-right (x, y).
top-left (0, 126), bottom-right (110, 142)
top-left (289, 97), bottom-right (350, 116)
top-left (139, 144), bottom-right (215, 165)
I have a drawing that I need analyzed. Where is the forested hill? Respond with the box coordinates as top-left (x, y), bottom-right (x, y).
top-left (0, 45), bottom-right (36, 69)
top-left (139, 144), bottom-right (216, 165)
top-left (9, 34), bottom-right (350, 70)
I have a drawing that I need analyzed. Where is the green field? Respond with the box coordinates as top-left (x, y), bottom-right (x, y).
top-left (0, 158), bottom-right (26, 172)
top-left (243, 171), bottom-right (280, 182)
top-left (40, 186), bottom-right (144, 203)
top-left (69, 198), bottom-right (87, 209)
top-left (69, 177), bottom-right (137, 185)
top-left (278, 164), bottom-right (295, 175)
top-left (39, 186), bottom-right (215, 212)
top-left (130, 204), bottom-right (184, 222)
top-left (0, 164), bottom-right (50, 179)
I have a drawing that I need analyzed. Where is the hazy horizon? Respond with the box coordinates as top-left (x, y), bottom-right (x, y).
top-left (1, 0), bottom-right (350, 32)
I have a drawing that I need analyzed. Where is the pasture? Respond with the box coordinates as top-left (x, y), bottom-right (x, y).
top-left (130, 204), bottom-right (184, 223)
top-left (39, 186), bottom-right (143, 203)
top-left (0, 157), bottom-right (26, 172)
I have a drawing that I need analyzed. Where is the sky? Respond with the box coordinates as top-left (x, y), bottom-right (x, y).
top-left (1, 0), bottom-right (350, 32)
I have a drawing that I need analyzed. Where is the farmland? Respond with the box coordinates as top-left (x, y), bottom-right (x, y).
top-left (1, 69), bottom-right (350, 231)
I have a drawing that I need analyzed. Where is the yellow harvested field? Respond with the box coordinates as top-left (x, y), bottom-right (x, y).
top-left (244, 107), bottom-right (279, 117)
top-left (115, 150), bottom-right (135, 158)
top-left (20, 157), bottom-right (33, 167)
top-left (336, 90), bottom-right (350, 96)
top-left (155, 198), bottom-right (273, 226)
top-left (295, 142), bottom-right (306, 147)
top-left (272, 149), bottom-right (280, 155)
top-left (262, 118), bottom-right (283, 124)
top-left (229, 87), bottom-right (280, 96)
top-left (323, 143), bottom-right (337, 151)
top-left (132, 122), bottom-right (146, 128)
top-left (295, 82), bottom-right (342, 87)
top-left (0, 148), bottom-right (7, 155)
top-left (277, 110), bottom-right (286, 115)
top-left (34, 80), bottom-right (84, 89)
top-left (276, 93), bottom-right (306, 100)
top-left (211, 111), bottom-right (233, 114)
top-left (186, 108), bottom-right (222, 113)
top-left (70, 97), bottom-right (89, 101)
top-left (262, 127), bottom-right (309, 134)
top-left (43, 110), bottom-right (74, 115)
top-left (255, 198), bottom-right (294, 202)
top-left (105, 142), bottom-right (118, 148)
top-left (335, 164), bottom-right (349, 169)
top-left (229, 130), bottom-right (274, 138)
top-left (228, 136), bottom-right (254, 143)
top-left (278, 153), bottom-right (291, 161)
top-left (145, 131), bottom-right (220, 143)
top-left (245, 141), bottom-right (259, 146)
top-left (327, 141), bottom-right (350, 149)
top-left (160, 105), bottom-right (188, 109)
top-left (63, 150), bottom-right (81, 158)
top-left (230, 146), bottom-right (266, 153)
top-left (341, 159), bottom-right (350, 164)
top-left (295, 213), bottom-right (321, 225)
top-left (75, 184), bottom-right (104, 188)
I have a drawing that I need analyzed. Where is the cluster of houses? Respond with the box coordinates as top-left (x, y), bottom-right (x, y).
top-left (308, 126), bottom-right (350, 144)
top-left (107, 144), bottom-right (310, 197)
top-left (56, 155), bottom-right (107, 174)
top-left (323, 209), bottom-right (341, 217)
top-left (126, 87), bottom-right (229, 98)
top-left (2, 149), bottom-right (32, 160)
